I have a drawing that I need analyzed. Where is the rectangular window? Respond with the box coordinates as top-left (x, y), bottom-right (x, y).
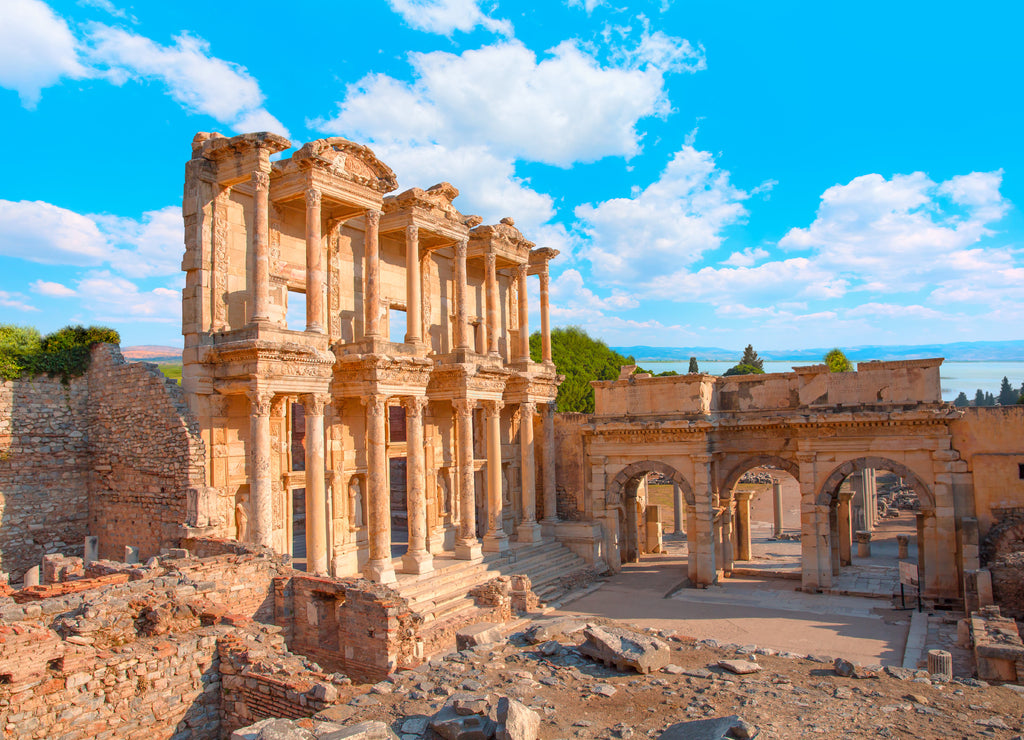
top-left (286, 289), bottom-right (306, 331)
top-left (389, 307), bottom-right (407, 343)
top-left (389, 405), bottom-right (407, 443)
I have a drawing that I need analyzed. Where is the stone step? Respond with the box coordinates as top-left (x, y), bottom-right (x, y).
top-left (398, 561), bottom-right (498, 602)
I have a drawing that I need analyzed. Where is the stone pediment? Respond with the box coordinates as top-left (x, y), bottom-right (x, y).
top-left (288, 137), bottom-right (398, 194)
top-left (384, 182), bottom-right (482, 228)
top-left (192, 131), bottom-right (291, 160)
top-left (469, 217), bottom-right (535, 264)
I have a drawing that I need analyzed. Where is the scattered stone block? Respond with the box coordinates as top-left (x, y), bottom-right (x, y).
top-left (833, 658), bottom-right (856, 677)
top-left (429, 706), bottom-right (496, 740)
top-left (592, 684), bottom-right (618, 697)
top-left (524, 619), bottom-right (585, 644)
top-left (400, 717), bottom-right (430, 736)
top-left (716, 660), bottom-right (761, 675)
top-left (23, 565), bottom-right (40, 588)
top-left (658, 715), bottom-right (758, 739)
top-left (230, 718), bottom-right (316, 740)
top-left (579, 624), bottom-right (672, 674)
top-left (496, 697), bottom-right (540, 740)
top-left (456, 623), bottom-right (504, 651)
top-left (322, 721), bottom-right (401, 740)
top-left (124, 546), bottom-right (140, 564)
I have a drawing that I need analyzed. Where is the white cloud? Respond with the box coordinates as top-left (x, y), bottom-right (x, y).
top-left (0, 290), bottom-right (38, 312)
top-left (844, 302), bottom-right (945, 320)
top-left (386, 0), bottom-right (512, 36)
top-left (0, 0), bottom-right (86, 108)
top-left (0, 200), bottom-right (110, 265)
top-left (92, 206), bottom-right (183, 278)
top-left (568, 0), bottom-right (606, 12)
top-left (84, 25), bottom-right (288, 136)
top-left (315, 38), bottom-right (697, 167)
top-left (77, 0), bottom-right (128, 19)
top-left (31, 279), bottom-right (77, 297)
top-left (576, 145), bottom-right (750, 282)
top-left (547, 268), bottom-right (639, 322)
top-left (722, 247), bottom-right (768, 267)
top-left (779, 171), bottom-right (1009, 292)
top-left (75, 270), bottom-right (179, 322)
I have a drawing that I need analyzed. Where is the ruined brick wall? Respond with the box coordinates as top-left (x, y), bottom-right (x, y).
top-left (87, 344), bottom-right (207, 561)
top-left (554, 413), bottom-right (588, 520)
top-left (0, 374), bottom-right (90, 583)
top-left (177, 538), bottom-right (286, 622)
top-left (990, 552), bottom-right (1024, 620)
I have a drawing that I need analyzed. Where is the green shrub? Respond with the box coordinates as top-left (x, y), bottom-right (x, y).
top-left (0, 324), bottom-right (120, 381)
top-left (723, 363), bottom-right (765, 376)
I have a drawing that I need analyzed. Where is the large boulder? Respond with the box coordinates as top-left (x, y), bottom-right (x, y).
top-left (579, 624), bottom-right (672, 674)
top-left (496, 697), bottom-right (540, 740)
top-left (658, 716), bottom-right (758, 740)
top-left (430, 705), bottom-right (497, 740)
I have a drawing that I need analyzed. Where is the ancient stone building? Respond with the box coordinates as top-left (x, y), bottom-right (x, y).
top-left (554, 361), bottom-right (1024, 607)
top-left (179, 132), bottom-right (562, 584)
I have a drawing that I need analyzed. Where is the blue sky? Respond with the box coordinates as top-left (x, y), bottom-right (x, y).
top-left (1, 0), bottom-right (1022, 351)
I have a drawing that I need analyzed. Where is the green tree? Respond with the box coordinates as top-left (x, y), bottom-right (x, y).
top-left (739, 344), bottom-right (764, 371)
top-left (998, 376), bottom-right (1017, 405)
top-left (985, 391), bottom-right (996, 406)
top-left (688, 357), bottom-right (699, 374)
top-left (973, 389), bottom-right (985, 407)
top-left (953, 392), bottom-right (969, 407)
top-left (0, 324), bottom-right (120, 381)
top-left (824, 348), bottom-right (853, 372)
top-left (529, 326), bottom-right (635, 413)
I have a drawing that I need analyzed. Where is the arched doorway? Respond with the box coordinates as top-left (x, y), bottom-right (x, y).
top-left (606, 461), bottom-right (695, 575)
top-left (817, 457), bottom-right (934, 594)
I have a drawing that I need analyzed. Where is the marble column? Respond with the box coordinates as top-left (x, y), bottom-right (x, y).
top-left (540, 402), bottom-right (558, 530)
top-left (246, 389), bottom-right (273, 548)
top-left (302, 393), bottom-right (329, 574)
top-left (305, 188), bottom-right (324, 333)
top-left (692, 455), bottom-right (717, 586)
top-left (364, 209), bottom-right (382, 339)
top-left (402, 396), bottom-right (433, 574)
top-left (516, 402), bottom-right (541, 543)
top-left (838, 490), bottom-right (853, 566)
top-left (485, 252), bottom-right (499, 355)
top-left (673, 483), bottom-right (683, 533)
top-left (454, 238), bottom-right (470, 350)
top-left (539, 263), bottom-right (552, 363)
top-left (250, 171), bottom-right (271, 324)
top-left (405, 225), bottom-right (422, 344)
top-left (772, 478), bottom-right (784, 537)
top-left (735, 491), bottom-right (752, 561)
top-left (363, 393), bottom-right (395, 583)
top-left (516, 263), bottom-right (529, 361)
top-left (454, 399), bottom-right (482, 560)
top-left (482, 400), bottom-right (508, 552)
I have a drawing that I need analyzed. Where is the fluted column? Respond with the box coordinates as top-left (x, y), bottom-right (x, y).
top-left (673, 483), bottom-right (683, 533)
top-left (540, 402), bottom-right (558, 532)
top-left (485, 252), bottom-right (499, 355)
top-left (364, 209), bottom-right (382, 339)
top-left (838, 489), bottom-right (854, 566)
top-left (516, 402), bottom-right (541, 543)
top-left (482, 400), bottom-right (508, 552)
top-left (735, 491), bottom-right (752, 561)
top-left (454, 399), bottom-right (482, 560)
top-left (454, 238), bottom-right (470, 350)
top-left (402, 396), bottom-right (433, 574)
top-left (516, 263), bottom-right (529, 361)
top-left (246, 389), bottom-right (273, 548)
top-left (250, 171), bottom-right (271, 323)
top-left (304, 188), bottom-right (324, 333)
top-left (364, 393), bottom-right (395, 583)
top-left (302, 393), bottom-right (329, 574)
top-left (405, 225), bottom-right (422, 344)
top-left (539, 262), bottom-right (552, 363)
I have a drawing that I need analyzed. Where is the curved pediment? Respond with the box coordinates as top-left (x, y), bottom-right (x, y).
top-left (292, 137), bottom-right (398, 194)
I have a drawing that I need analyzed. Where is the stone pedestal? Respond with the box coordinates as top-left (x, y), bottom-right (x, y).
top-left (927, 649), bottom-right (952, 679)
top-left (23, 566), bottom-right (40, 588)
top-left (856, 530), bottom-right (872, 558)
top-left (897, 534), bottom-right (910, 559)
top-left (84, 536), bottom-right (99, 565)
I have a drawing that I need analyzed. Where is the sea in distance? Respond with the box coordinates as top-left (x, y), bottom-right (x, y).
top-left (637, 360), bottom-right (1024, 403)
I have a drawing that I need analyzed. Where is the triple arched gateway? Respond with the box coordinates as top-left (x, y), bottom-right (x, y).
top-left (555, 362), bottom-right (1024, 606)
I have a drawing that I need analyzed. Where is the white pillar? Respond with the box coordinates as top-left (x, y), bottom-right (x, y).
top-left (246, 389), bottom-right (274, 548)
top-left (405, 225), bottom-right (422, 344)
top-left (364, 209), bottom-right (382, 339)
top-left (517, 402), bottom-right (541, 543)
top-left (454, 238), bottom-right (470, 351)
top-left (482, 400), bottom-right (508, 552)
top-left (250, 171), bottom-right (271, 324)
top-left (402, 396), bottom-right (433, 574)
top-left (516, 263), bottom-right (530, 361)
top-left (454, 399), bottom-right (482, 560)
top-left (302, 394), bottom-right (329, 575)
top-left (363, 393), bottom-right (395, 583)
top-left (305, 188), bottom-right (324, 333)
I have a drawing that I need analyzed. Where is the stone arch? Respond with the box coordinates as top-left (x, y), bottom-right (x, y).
top-left (815, 456), bottom-right (934, 511)
top-left (981, 515), bottom-right (1024, 566)
top-left (720, 455), bottom-right (800, 497)
top-left (608, 460), bottom-right (695, 508)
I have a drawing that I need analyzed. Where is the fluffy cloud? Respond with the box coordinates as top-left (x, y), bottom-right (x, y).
top-left (568, 0), bottom-right (606, 12)
top-left (31, 280), bottom-right (77, 297)
top-left (75, 270), bottom-right (179, 322)
top-left (779, 170), bottom-right (1009, 292)
top-left (722, 247), bottom-right (769, 267)
top-left (316, 38), bottom-right (700, 167)
top-left (386, 0), bottom-right (512, 36)
top-left (0, 199), bottom-right (182, 279)
top-left (84, 26), bottom-right (288, 136)
top-left (0, 200), bottom-right (110, 265)
top-left (546, 268), bottom-right (639, 322)
top-left (576, 145), bottom-right (751, 282)
top-left (0, 0), bottom-right (86, 107)
top-left (0, 290), bottom-right (38, 312)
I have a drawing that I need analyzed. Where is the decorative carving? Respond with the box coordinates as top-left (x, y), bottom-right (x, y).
top-left (366, 393), bottom-right (388, 419)
top-left (252, 171), bottom-right (270, 190)
top-left (246, 389), bottom-right (273, 417)
top-left (349, 476), bottom-right (364, 528)
top-left (302, 393), bottom-right (331, 416)
top-left (305, 188), bottom-right (322, 207)
top-left (402, 395), bottom-right (429, 416)
top-left (483, 399), bottom-right (504, 417)
top-left (453, 398), bottom-right (475, 418)
top-left (235, 502), bottom-right (249, 542)
top-left (437, 470), bottom-right (452, 515)
top-left (455, 238), bottom-right (468, 259)
top-left (365, 209), bottom-right (381, 228)
top-left (212, 187), bottom-right (229, 330)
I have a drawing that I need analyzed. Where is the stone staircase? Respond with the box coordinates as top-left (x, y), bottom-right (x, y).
top-left (393, 539), bottom-right (593, 628)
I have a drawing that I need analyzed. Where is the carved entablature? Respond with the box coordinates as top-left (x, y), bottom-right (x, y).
top-left (504, 370), bottom-right (560, 405)
top-left (427, 362), bottom-right (510, 401)
top-left (384, 182), bottom-right (482, 229)
top-left (288, 137), bottom-right (398, 194)
top-left (331, 354), bottom-right (433, 397)
top-left (205, 339), bottom-right (336, 388)
top-left (469, 217), bottom-right (536, 267)
top-left (191, 131), bottom-right (291, 186)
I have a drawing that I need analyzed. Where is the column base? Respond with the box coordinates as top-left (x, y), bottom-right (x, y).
top-left (455, 539), bottom-right (483, 561)
top-left (482, 531), bottom-right (510, 553)
top-left (540, 518), bottom-right (559, 539)
top-left (516, 522), bottom-right (542, 544)
top-left (363, 558), bottom-right (397, 584)
top-left (402, 550), bottom-right (435, 575)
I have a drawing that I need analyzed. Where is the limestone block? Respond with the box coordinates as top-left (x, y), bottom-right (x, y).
top-left (455, 622), bottom-right (504, 651)
top-left (429, 706), bottom-right (496, 740)
top-left (23, 566), bottom-right (40, 588)
top-left (496, 697), bottom-right (540, 740)
top-left (322, 721), bottom-right (400, 740)
top-left (716, 659), bottom-right (761, 675)
top-left (579, 624), bottom-right (671, 674)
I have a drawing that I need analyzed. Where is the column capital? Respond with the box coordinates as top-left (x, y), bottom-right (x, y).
top-left (484, 251), bottom-right (496, 270)
top-left (405, 223), bottom-right (419, 241)
top-left (300, 393), bottom-right (331, 416)
top-left (691, 453), bottom-right (713, 464)
top-left (543, 401), bottom-right (556, 418)
top-left (365, 208), bottom-right (382, 226)
top-left (482, 399), bottom-right (504, 417)
top-left (246, 389), bottom-right (273, 417)
top-left (453, 398), bottom-right (475, 417)
top-left (519, 400), bottom-right (537, 416)
top-left (402, 395), bottom-right (429, 415)
top-left (516, 262), bottom-right (529, 279)
top-left (252, 170), bottom-right (270, 191)
top-left (455, 237), bottom-right (468, 258)
top-left (795, 451), bottom-right (817, 463)
top-left (305, 187), bottom-right (322, 207)
top-left (366, 393), bottom-right (388, 418)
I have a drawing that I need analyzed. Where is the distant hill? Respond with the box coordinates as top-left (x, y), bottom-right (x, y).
top-left (613, 340), bottom-right (1024, 363)
top-left (122, 345), bottom-right (183, 362)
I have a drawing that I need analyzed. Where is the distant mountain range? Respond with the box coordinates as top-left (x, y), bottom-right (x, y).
top-left (121, 345), bottom-right (182, 361)
top-left (612, 340), bottom-right (1024, 363)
